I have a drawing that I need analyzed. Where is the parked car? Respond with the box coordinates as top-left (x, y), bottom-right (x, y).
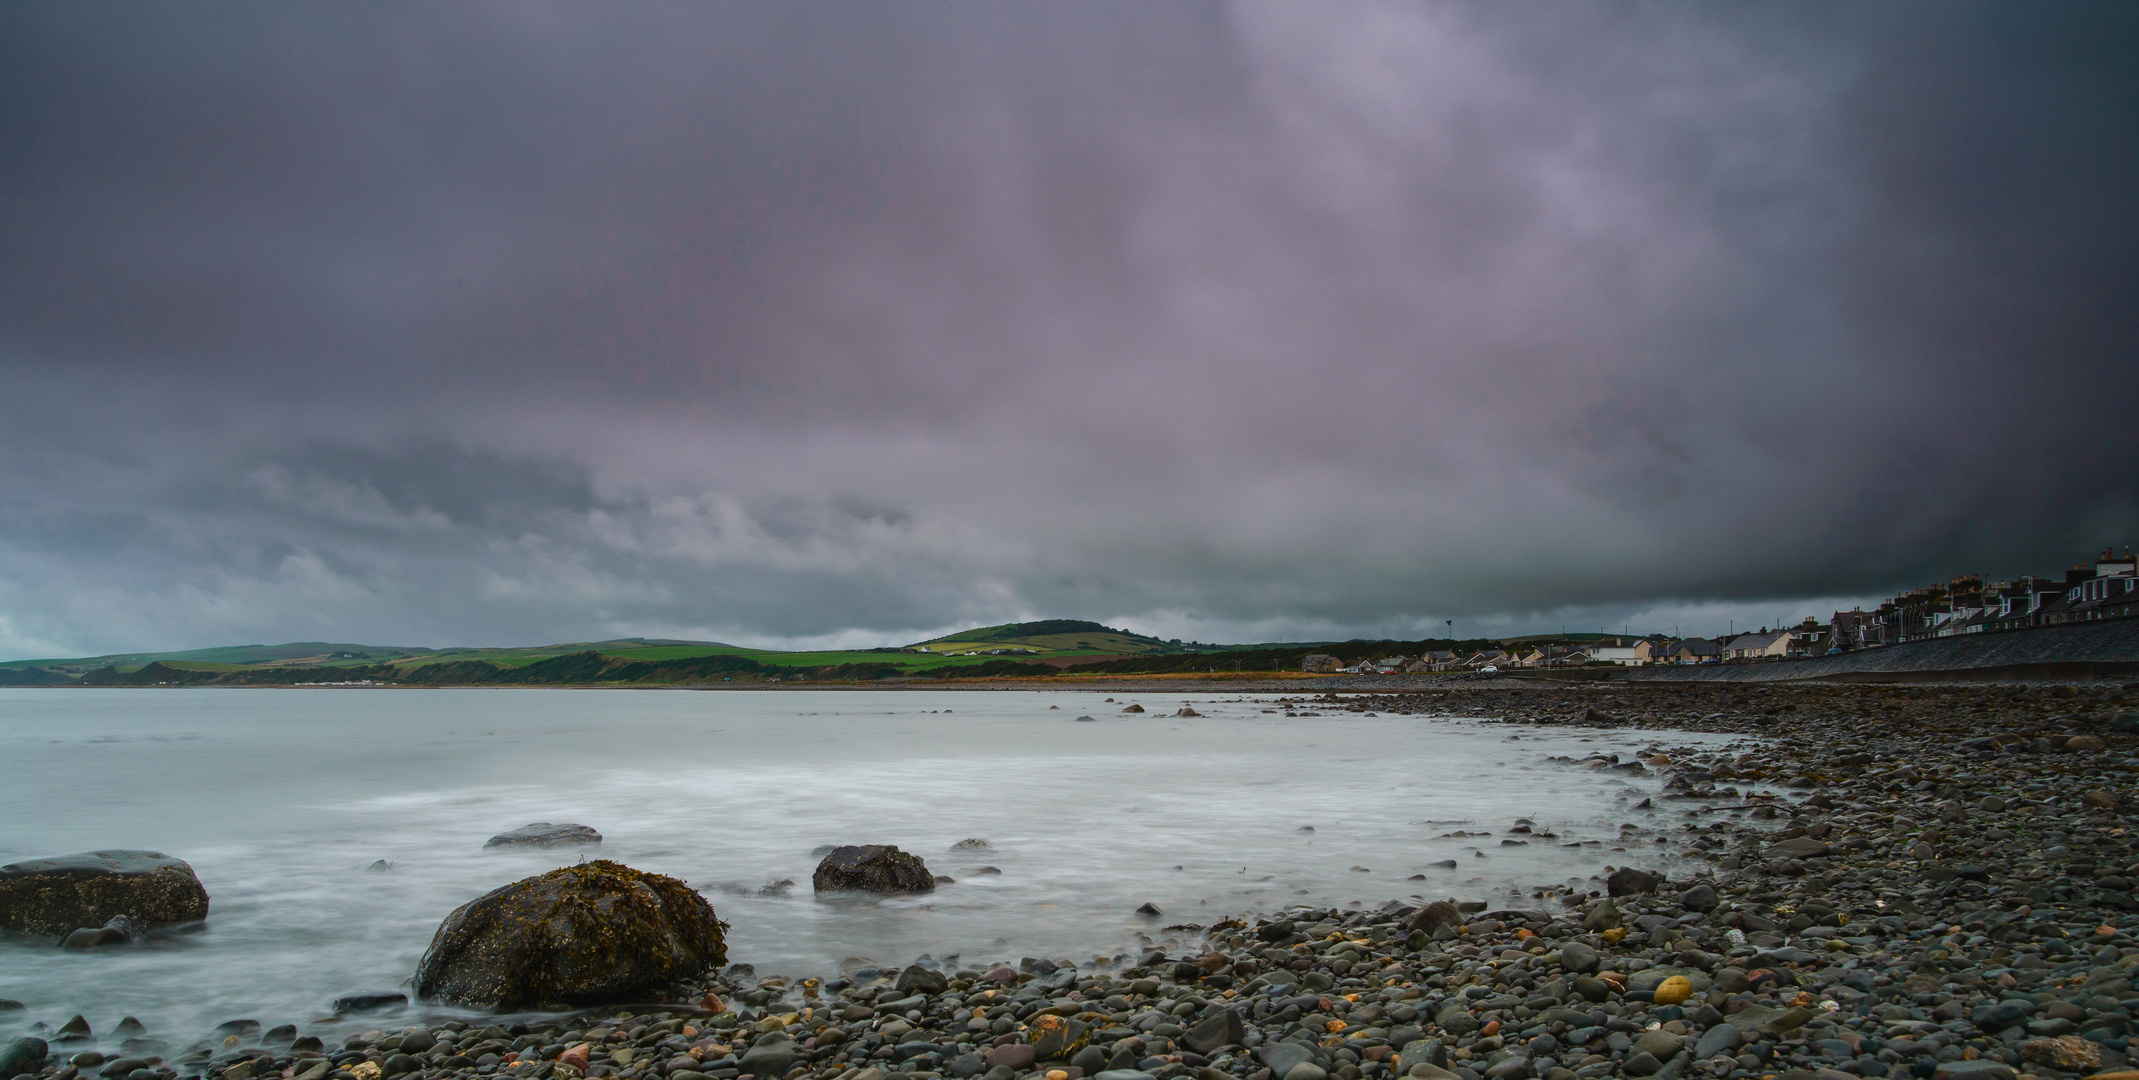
top-left (1480, 664), bottom-right (1500, 674)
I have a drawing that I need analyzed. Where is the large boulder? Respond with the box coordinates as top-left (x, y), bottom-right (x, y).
top-left (483, 823), bottom-right (602, 849)
top-left (412, 860), bottom-right (726, 1010)
top-left (812, 846), bottom-right (934, 895)
top-left (0, 851), bottom-right (209, 938)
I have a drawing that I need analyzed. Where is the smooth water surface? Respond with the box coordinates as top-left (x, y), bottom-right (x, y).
top-left (0, 688), bottom-right (1749, 1042)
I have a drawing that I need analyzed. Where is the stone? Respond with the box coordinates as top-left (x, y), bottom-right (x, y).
top-left (1259, 1043), bottom-right (1316, 1078)
top-left (1623, 1052), bottom-right (1662, 1076)
top-left (950, 1054), bottom-right (988, 1078)
top-left (1029, 1015), bottom-right (1091, 1059)
top-left (2067, 735), bottom-right (2109, 752)
top-left (1407, 1067), bottom-right (1462, 1080)
top-left (60, 915), bottom-right (145, 950)
top-left (1692, 1025), bottom-right (1740, 1060)
top-left (0, 851), bottom-right (210, 937)
top-left (1767, 837), bottom-right (1829, 859)
top-left (1650, 976), bottom-right (1694, 1006)
top-left (2085, 790), bottom-right (2122, 810)
top-left (1557, 942), bottom-right (1598, 974)
top-left (412, 859), bottom-right (726, 1010)
top-left (1631, 1032), bottom-right (1683, 1060)
top-left (1185, 1010), bottom-right (1244, 1054)
top-left (1093, 1073), bottom-right (1157, 1080)
top-left (1607, 867), bottom-right (1660, 896)
top-left (1676, 885), bottom-right (1718, 912)
top-left (1972, 1001), bottom-right (2030, 1031)
top-left (737, 1035), bottom-right (800, 1077)
top-left (1628, 968), bottom-right (1711, 994)
top-left (984, 1045), bottom-right (1036, 1072)
top-left (1284, 1065), bottom-right (1328, 1080)
top-left (812, 845), bottom-right (935, 894)
top-left (1137, 903), bottom-right (1163, 917)
top-left (1122, 704), bottom-right (1145, 713)
top-left (1398, 1041), bottom-right (1446, 1075)
top-left (1175, 708), bottom-right (1201, 717)
top-left (1, 1038), bottom-right (47, 1080)
top-left (2021, 1036), bottom-right (2101, 1071)
top-left (1931, 1062), bottom-right (2014, 1080)
top-left (896, 965), bottom-right (949, 995)
top-left (950, 839), bottom-right (992, 851)
top-left (1406, 902), bottom-right (1461, 935)
top-left (1725, 1005), bottom-right (1813, 1036)
top-left (482, 823), bottom-right (602, 849)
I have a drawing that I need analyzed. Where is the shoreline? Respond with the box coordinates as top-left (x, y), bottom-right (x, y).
top-left (9, 681), bottom-right (2139, 1080)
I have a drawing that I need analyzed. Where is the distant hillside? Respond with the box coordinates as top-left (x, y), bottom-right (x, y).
top-left (912, 620), bottom-right (1177, 655)
top-left (0, 641), bottom-right (437, 673)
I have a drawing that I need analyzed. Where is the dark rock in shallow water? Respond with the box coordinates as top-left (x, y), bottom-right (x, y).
top-left (332, 991), bottom-right (406, 1013)
top-left (895, 964), bottom-right (948, 995)
top-left (811, 845), bottom-right (934, 894)
top-left (0, 851), bottom-right (209, 937)
top-left (482, 822), bottom-right (601, 849)
top-left (1, 1037), bottom-right (48, 1080)
top-left (60, 915), bottom-right (145, 950)
top-left (1405, 901), bottom-right (1461, 934)
top-left (1606, 867), bottom-right (1659, 896)
top-left (412, 859), bottom-right (726, 1010)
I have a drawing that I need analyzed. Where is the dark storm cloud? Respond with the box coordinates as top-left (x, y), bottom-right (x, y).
top-left (1, 2), bottom-right (2134, 656)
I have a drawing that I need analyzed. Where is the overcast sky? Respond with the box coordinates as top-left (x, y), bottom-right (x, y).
top-left (3, 3), bottom-right (2135, 658)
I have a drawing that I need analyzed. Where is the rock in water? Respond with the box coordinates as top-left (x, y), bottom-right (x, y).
top-left (811, 845), bottom-right (935, 895)
top-left (412, 860), bottom-right (726, 1009)
top-left (0, 1038), bottom-right (47, 1080)
top-left (1606, 867), bottom-right (1659, 896)
top-left (59, 915), bottom-right (144, 950)
top-left (482, 823), bottom-right (601, 849)
top-left (894, 965), bottom-right (948, 995)
top-left (0, 851), bottom-right (209, 937)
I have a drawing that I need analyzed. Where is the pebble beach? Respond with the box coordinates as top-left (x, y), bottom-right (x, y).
top-left (10, 679), bottom-right (2139, 1080)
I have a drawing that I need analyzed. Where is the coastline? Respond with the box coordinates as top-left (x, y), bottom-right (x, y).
top-left (9, 680), bottom-right (2139, 1080)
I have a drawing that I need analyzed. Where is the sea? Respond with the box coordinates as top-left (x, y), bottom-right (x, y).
top-left (0, 687), bottom-right (1755, 1043)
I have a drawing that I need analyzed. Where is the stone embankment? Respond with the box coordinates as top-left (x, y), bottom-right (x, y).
top-left (11, 682), bottom-right (2139, 1080)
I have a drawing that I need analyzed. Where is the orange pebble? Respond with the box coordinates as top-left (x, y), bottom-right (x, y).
top-left (1481, 1020), bottom-right (1500, 1037)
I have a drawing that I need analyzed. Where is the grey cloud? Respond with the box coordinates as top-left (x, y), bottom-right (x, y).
top-left (1, 3), bottom-right (2134, 657)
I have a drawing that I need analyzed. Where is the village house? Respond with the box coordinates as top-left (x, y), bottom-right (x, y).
top-left (1669, 638), bottom-right (1721, 664)
top-left (1722, 628), bottom-right (1793, 660)
top-left (1300, 654), bottom-right (1340, 673)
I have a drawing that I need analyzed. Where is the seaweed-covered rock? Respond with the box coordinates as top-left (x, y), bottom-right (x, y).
top-left (0, 851), bottom-right (209, 938)
top-left (412, 860), bottom-right (726, 1010)
top-left (811, 845), bottom-right (935, 895)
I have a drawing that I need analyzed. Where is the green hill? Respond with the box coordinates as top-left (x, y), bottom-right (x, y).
top-left (1, 641), bottom-right (437, 673)
top-left (910, 620), bottom-right (1177, 655)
